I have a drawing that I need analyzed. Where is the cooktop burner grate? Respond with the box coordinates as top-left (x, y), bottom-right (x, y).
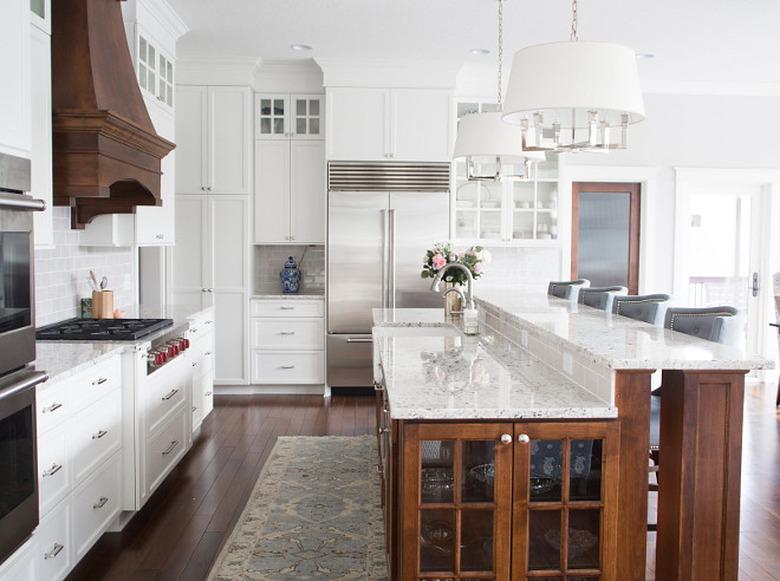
top-left (36, 318), bottom-right (174, 341)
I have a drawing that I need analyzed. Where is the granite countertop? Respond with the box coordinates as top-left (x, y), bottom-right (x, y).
top-left (373, 314), bottom-right (616, 421)
top-left (251, 293), bottom-right (324, 300)
top-left (34, 342), bottom-right (124, 383)
top-left (475, 289), bottom-right (774, 371)
top-left (372, 308), bottom-right (450, 327)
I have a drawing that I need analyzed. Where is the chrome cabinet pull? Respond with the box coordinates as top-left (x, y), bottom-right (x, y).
top-left (92, 377), bottom-right (108, 386)
top-left (373, 382), bottom-right (384, 392)
top-left (375, 464), bottom-right (384, 475)
top-left (43, 402), bottom-right (62, 414)
top-left (162, 440), bottom-right (179, 456)
top-left (93, 496), bottom-right (109, 510)
top-left (192, 406), bottom-right (197, 413)
top-left (44, 543), bottom-right (64, 560)
top-left (378, 427), bottom-right (390, 434)
top-left (205, 320), bottom-right (214, 324)
top-left (43, 463), bottom-right (63, 478)
top-left (279, 365), bottom-right (295, 370)
top-left (346, 337), bottom-right (372, 344)
top-left (278, 331), bottom-right (295, 336)
top-left (192, 361), bottom-right (199, 368)
top-left (205, 391), bottom-right (213, 397)
top-left (279, 306), bottom-right (295, 311)
top-left (162, 388), bottom-right (179, 401)
top-left (204, 351), bottom-right (212, 356)
top-left (92, 429), bottom-right (108, 440)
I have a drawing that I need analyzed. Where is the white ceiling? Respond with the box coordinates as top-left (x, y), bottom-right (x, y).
top-left (168, 0), bottom-right (780, 86)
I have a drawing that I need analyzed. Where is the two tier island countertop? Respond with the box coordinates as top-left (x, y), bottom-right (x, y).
top-left (371, 291), bottom-right (772, 581)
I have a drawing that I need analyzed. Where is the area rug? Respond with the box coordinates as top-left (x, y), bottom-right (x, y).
top-left (208, 435), bottom-right (388, 581)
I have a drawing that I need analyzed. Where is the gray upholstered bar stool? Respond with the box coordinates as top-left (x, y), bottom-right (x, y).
top-left (611, 293), bottom-right (671, 325)
top-left (648, 305), bottom-right (739, 530)
top-left (547, 279), bottom-right (590, 301)
top-left (578, 286), bottom-right (628, 312)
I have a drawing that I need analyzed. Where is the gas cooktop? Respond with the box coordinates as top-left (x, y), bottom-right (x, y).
top-left (36, 318), bottom-right (174, 341)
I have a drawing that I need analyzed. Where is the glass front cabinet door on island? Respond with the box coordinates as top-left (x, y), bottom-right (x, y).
top-left (399, 421), bottom-right (619, 581)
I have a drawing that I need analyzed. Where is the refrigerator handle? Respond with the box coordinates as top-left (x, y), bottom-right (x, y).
top-left (389, 209), bottom-right (397, 310)
top-left (381, 209), bottom-right (388, 310)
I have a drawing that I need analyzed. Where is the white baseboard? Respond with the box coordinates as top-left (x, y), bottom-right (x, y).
top-left (214, 384), bottom-right (327, 396)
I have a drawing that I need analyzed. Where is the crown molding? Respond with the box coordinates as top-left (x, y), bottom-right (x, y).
top-left (176, 54), bottom-right (261, 86)
top-left (136, 0), bottom-right (189, 40)
top-left (316, 57), bottom-right (460, 89)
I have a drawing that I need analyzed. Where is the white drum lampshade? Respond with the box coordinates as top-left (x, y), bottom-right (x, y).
top-left (503, 41), bottom-right (645, 151)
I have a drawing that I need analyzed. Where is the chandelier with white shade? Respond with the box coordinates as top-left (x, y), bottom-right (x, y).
top-left (503, 0), bottom-right (645, 153)
top-left (452, 0), bottom-right (544, 181)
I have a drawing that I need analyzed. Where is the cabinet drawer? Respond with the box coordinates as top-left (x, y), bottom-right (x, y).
top-left (36, 381), bottom-right (69, 434)
top-left (251, 351), bottom-right (324, 384)
top-left (67, 356), bottom-right (121, 412)
top-left (250, 299), bottom-right (324, 318)
top-left (145, 410), bottom-right (187, 495)
top-left (72, 452), bottom-right (121, 559)
top-left (33, 499), bottom-right (72, 581)
top-left (187, 315), bottom-right (215, 341)
top-left (250, 318), bottom-right (324, 350)
top-left (146, 361), bottom-right (188, 435)
top-left (191, 402), bottom-right (203, 432)
top-left (201, 371), bottom-right (214, 418)
top-left (38, 425), bottom-right (71, 517)
top-left (69, 390), bottom-right (121, 484)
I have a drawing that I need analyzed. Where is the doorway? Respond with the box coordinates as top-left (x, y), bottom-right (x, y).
top-left (571, 182), bottom-right (641, 294)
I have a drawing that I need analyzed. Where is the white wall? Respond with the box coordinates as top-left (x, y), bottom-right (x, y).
top-left (566, 92), bottom-right (780, 293)
top-left (34, 208), bottom-right (136, 326)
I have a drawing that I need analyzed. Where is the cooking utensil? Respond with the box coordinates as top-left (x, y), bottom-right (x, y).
top-left (100, 276), bottom-right (108, 290)
top-left (89, 270), bottom-right (100, 291)
top-left (87, 276), bottom-right (99, 292)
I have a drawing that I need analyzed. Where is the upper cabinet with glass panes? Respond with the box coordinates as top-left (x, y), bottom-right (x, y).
top-left (452, 99), bottom-right (561, 246)
top-left (137, 33), bottom-right (174, 110)
top-left (255, 94), bottom-right (324, 140)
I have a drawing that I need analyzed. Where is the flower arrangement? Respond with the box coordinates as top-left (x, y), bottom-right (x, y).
top-left (421, 242), bottom-right (491, 286)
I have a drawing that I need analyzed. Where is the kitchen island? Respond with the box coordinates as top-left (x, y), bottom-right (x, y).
top-left (372, 292), bottom-right (772, 581)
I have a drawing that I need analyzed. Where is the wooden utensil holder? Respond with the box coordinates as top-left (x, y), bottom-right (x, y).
top-left (92, 290), bottom-right (115, 319)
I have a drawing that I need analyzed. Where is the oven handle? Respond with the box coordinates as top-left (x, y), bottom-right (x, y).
top-left (0, 370), bottom-right (48, 400)
top-left (0, 192), bottom-right (46, 212)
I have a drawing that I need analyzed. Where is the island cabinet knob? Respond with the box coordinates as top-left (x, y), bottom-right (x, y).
top-left (517, 434), bottom-right (530, 444)
top-left (500, 433), bottom-right (513, 445)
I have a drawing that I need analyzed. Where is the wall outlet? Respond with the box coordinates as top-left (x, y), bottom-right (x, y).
top-left (562, 352), bottom-right (574, 376)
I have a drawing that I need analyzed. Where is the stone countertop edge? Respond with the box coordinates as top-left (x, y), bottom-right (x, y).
top-left (474, 293), bottom-right (774, 371)
top-left (34, 342), bottom-right (124, 385)
top-left (251, 293), bottom-right (325, 300)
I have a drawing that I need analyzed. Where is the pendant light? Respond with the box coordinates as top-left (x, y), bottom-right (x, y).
top-left (453, 0), bottom-right (544, 181)
top-left (503, 0), bottom-right (645, 152)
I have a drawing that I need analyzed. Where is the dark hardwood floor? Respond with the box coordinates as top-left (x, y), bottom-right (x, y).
top-left (68, 384), bottom-right (780, 581)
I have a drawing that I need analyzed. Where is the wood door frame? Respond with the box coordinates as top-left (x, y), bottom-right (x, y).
top-left (571, 182), bottom-right (642, 294)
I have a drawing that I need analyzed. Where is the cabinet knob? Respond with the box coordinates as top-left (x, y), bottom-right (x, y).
top-left (517, 434), bottom-right (530, 444)
top-left (500, 433), bottom-right (512, 445)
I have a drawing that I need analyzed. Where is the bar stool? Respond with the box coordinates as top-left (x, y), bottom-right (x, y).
top-left (648, 305), bottom-right (738, 530)
top-left (547, 279), bottom-right (590, 301)
top-left (578, 286), bottom-right (628, 312)
top-left (611, 294), bottom-right (671, 325)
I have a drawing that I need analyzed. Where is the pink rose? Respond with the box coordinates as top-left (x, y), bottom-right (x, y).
top-left (432, 253), bottom-right (446, 270)
top-left (474, 262), bottom-right (483, 275)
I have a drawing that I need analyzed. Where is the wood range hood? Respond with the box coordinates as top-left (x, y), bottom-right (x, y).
top-left (52, 0), bottom-right (175, 229)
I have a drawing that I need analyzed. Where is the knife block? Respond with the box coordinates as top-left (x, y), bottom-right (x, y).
top-left (92, 291), bottom-right (115, 319)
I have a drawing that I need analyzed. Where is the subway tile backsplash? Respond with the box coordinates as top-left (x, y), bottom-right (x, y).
top-left (34, 207), bottom-right (136, 326)
top-left (475, 246), bottom-right (561, 291)
top-left (253, 245), bottom-right (325, 294)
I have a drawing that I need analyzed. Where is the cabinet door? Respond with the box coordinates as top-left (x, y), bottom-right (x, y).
top-left (136, 102), bottom-right (175, 245)
top-left (255, 94), bottom-right (290, 140)
top-left (290, 140), bottom-right (325, 243)
top-left (0, 0), bottom-right (30, 157)
top-left (402, 423), bottom-right (513, 581)
top-left (208, 196), bottom-right (249, 384)
top-left (31, 24), bottom-right (53, 247)
top-left (326, 88), bottom-right (389, 160)
top-left (208, 87), bottom-right (252, 193)
top-left (169, 195), bottom-right (208, 308)
top-left (391, 89), bottom-right (451, 161)
top-left (291, 94), bottom-right (324, 140)
top-left (512, 422), bottom-right (619, 581)
top-left (175, 86), bottom-right (207, 193)
top-left (254, 140), bottom-right (291, 243)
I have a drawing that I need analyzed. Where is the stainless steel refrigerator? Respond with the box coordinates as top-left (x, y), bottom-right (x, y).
top-left (327, 162), bottom-right (451, 388)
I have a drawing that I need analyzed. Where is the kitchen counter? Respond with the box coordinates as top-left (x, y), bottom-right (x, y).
top-left (34, 342), bottom-right (123, 383)
top-left (251, 292), bottom-right (324, 300)
top-left (476, 288), bottom-right (773, 371)
top-left (372, 309), bottom-right (616, 420)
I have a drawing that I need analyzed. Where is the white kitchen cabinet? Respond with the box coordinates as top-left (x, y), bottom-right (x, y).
top-left (189, 312), bottom-right (215, 432)
top-left (71, 452), bottom-right (122, 559)
top-left (255, 94), bottom-right (325, 140)
top-left (176, 86), bottom-right (252, 195)
top-left (326, 87), bottom-right (451, 161)
top-left (0, 0), bottom-right (31, 158)
top-left (32, 499), bottom-right (72, 581)
top-left (30, 23), bottom-right (53, 247)
top-left (169, 195), bottom-right (249, 384)
top-left (254, 139), bottom-right (325, 244)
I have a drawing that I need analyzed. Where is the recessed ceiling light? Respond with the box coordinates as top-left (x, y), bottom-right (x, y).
top-left (636, 52), bottom-right (656, 60)
top-left (290, 44), bottom-right (312, 51)
top-left (470, 48), bottom-right (491, 55)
